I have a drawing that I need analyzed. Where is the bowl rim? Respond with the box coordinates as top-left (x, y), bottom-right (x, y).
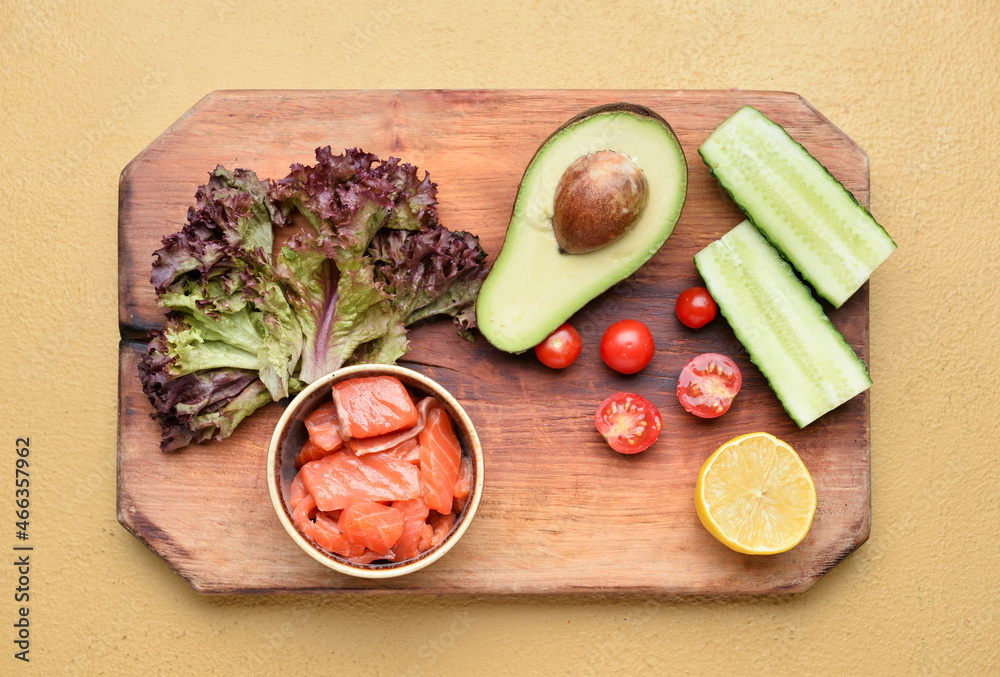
top-left (266, 364), bottom-right (484, 579)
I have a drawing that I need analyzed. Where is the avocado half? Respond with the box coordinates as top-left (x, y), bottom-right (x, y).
top-left (476, 103), bottom-right (688, 353)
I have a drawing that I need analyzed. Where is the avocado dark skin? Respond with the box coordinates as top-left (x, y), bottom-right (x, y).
top-left (475, 102), bottom-right (688, 353)
top-left (552, 150), bottom-right (649, 254)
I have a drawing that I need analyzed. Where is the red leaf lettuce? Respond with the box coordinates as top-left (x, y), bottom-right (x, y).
top-left (139, 148), bottom-right (489, 451)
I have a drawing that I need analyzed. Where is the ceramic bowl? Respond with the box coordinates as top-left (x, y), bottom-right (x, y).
top-left (267, 364), bottom-right (484, 578)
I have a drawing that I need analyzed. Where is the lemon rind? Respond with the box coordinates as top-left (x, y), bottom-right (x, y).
top-left (695, 432), bottom-right (817, 556)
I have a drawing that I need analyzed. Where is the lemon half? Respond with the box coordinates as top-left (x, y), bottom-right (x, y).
top-left (695, 432), bottom-right (817, 555)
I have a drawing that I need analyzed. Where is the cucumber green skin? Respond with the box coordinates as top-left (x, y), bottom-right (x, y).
top-left (694, 221), bottom-right (871, 428)
top-left (699, 106), bottom-right (896, 308)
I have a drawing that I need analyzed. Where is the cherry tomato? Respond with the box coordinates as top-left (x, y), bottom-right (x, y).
top-left (595, 392), bottom-right (662, 454)
top-left (600, 319), bottom-right (655, 374)
top-left (675, 287), bottom-right (717, 329)
top-left (534, 323), bottom-right (582, 369)
top-left (676, 353), bottom-right (742, 418)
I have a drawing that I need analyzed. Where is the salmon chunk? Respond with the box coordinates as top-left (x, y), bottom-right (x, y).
top-left (419, 407), bottom-right (462, 514)
top-left (304, 401), bottom-right (344, 451)
top-left (339, 500), bottom-right (405, 556)
top-left (288, 377), bottom-right (470, 565)
top-left (299, 449), bottom-right (420, 512)
top-left (333, 375), bottom-right (418, 439)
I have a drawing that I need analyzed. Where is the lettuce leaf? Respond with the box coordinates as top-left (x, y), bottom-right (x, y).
top-left (274, 229), bottom-right (394, 383)
top-left (148, 166), bottom-right (302, 400)
top-left (270, 147), bottom-right (448, 381)
top-left (273, 147), bottom-right (437, 242)
top-left (140, 148), bottom-right (490, 451)
top-left (137, 354), bottom-right (260, 452)
top-left (351, 226), bottom-right (488, 364)
top-left (150, 166), bottom-right (287, 294)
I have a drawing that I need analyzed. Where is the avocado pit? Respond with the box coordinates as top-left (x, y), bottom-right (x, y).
top-left (475, 102), bottom-right (687, 354)
top-left (552, 150), bottom-right (649, 254)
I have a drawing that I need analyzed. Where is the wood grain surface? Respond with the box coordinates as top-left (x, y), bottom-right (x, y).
top-left (118, 90), bottom-right (871, 594)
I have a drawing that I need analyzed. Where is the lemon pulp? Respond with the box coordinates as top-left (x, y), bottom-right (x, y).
top-left (695, 432), bottom-right (817, 555)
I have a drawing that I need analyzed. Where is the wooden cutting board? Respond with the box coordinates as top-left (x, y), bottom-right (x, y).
top-left (118, 90), bottom-right (871, 594)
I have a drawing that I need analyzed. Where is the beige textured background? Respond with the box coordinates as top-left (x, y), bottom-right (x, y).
top-left (1, 0), bottom-right (998, 674)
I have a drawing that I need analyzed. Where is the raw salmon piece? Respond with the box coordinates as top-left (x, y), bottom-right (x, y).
top-left (294, 438), bottom-right (336, 469)
top-left (418, 523), bottom-right (434, 552)
top-left (419, 407), bottom-right (462, 514)
top-left (299, 449), bottom-right (421, 511)
top-left (290, 493), bottom-right (364, 558)
top-left (312, 512), bottom-right (365, 558)
top-left (304, 402), bottom-right (344, 451)
top-left (388, 498), bottom-right (431, 562)
top-left (332, 376), bottom-right (418, 439)
top-left (292, 492), bottom-right (317, 528)
top-left (454, 454), bottom-right (473, 505)
top-left (388, 438), bottom-right (421, 465)
top-left (289, 473), bottom-right (309, 511)
top-left (343, 397), bottom-right (439, 456)
top-left (338, 499), bottom-right (405, 556)
top-left (346, 549), bottom-right (384, 565)
top-left (428, 512), bottom-right (456, 548)
top-left (292, 486), bottom-right (365, 557)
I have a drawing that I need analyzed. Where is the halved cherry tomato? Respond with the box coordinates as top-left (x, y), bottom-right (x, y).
top-left (534, 323), bottom-right (582, 369)
top-left (594, 392), bottom-right (662, 454)
top-left (676, 353), bottom-right (742, 418)
top-left (600, 319), bottom-right (655, 374)
top-left (675, 287), bottom-right (717, 329)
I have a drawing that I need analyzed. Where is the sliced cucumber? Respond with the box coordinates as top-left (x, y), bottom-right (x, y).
top-left (694, 220), bottom-right (871, 428)
top-left (699, 106), bottom-right (896, 308)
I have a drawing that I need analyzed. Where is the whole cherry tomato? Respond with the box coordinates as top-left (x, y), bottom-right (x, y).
top-left (675, 287), bottom-right (717, 329)
top-left (600, 319), bottom-right (655, 374)
top-left (534, 323), bottom-right (582, 369)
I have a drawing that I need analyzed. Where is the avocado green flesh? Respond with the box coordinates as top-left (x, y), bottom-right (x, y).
top-left (477, 111), bottom-right (686, 353)
top-left (699, 106), bottom-right (896, 308)
top-left (694, 220), bottom-right (871, 428)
